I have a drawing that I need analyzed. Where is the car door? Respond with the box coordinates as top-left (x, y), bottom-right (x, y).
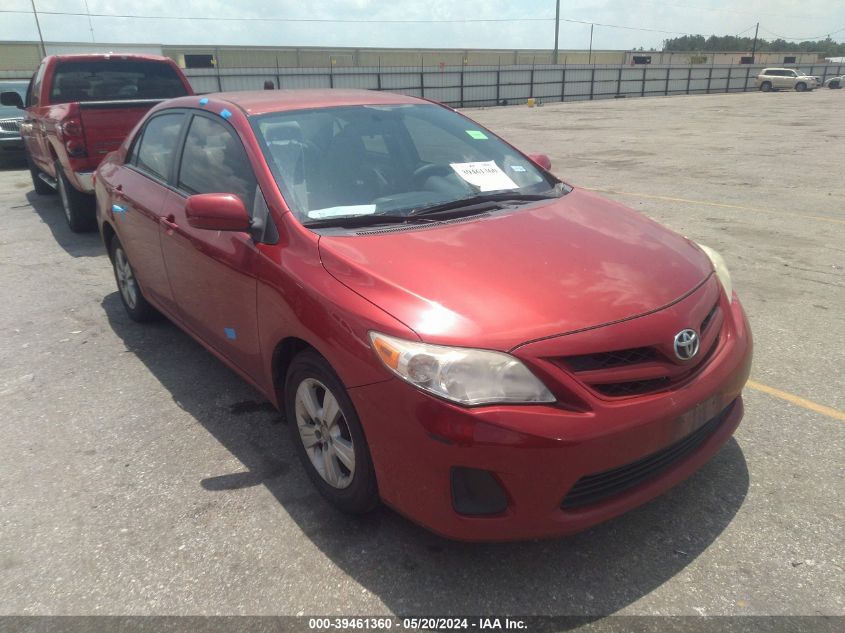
top-left (106, 111), bottom-right (186, 316)
top-left (783, 70), bottom-right (797, 89)
top-left (159, 111), bottom-right (263, 379)
top-left (22, 62), bottom-right (48, 170)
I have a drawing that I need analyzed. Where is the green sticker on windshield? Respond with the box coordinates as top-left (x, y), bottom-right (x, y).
top-left (466, 130), bottom-right (488, 140)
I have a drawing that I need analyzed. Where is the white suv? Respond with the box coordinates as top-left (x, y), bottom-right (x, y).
top-left (756, 68), bottom-right (817, 92)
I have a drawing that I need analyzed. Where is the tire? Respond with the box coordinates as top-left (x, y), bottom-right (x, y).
top-left (55, 160), bottom-right (96, 232)
top-left (284, 350), bottom-right (379, 514)
top-left (109, 236), bottom-right (159, 322)
top-left (760, 81), bottom-right (772, 92)
top-left (795, 82), bottom-right (807, 92)
top-left (829, 81), bottom-right (840, 89)
top-left (26, 152), bottom-right (54, 195)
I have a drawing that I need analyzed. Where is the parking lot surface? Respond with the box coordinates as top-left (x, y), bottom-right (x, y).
top-left (0, 90), bottom-right (842, 618)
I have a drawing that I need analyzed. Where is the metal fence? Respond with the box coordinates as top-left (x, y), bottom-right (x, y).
top-left (2, 62), bottom-right (842, 107)
top-left (183, 62), bottom-right (845, 107)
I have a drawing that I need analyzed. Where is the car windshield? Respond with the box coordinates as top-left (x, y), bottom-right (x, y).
top-left (50, 60), bottom-right (189, 104)
top-left (0, 82), bottom-right (27, 118)
top-left (252, 104), bottom-right (560, 226)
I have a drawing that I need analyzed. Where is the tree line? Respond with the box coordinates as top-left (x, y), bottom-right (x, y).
top-left (662, 35), bottom-right (845, 57)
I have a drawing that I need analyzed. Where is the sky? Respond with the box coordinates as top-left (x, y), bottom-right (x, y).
top-left (1, 0), bottom-right (843, 51)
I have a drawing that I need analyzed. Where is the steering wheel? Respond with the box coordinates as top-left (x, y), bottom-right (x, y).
top-left (412, 163), bottom-right (453, 187)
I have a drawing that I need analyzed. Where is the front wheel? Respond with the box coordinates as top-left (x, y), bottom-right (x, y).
top-left (110, 237), bottom-right (159, 322)
top-left (285, 350), bottom-right (379, 514)
top-left (795, 82), bottom-right (807, 92)
top-left (760, 81), bottom-right (772, 92)
top-left (829, 81), bottom-right (840, 89)
top-left (55, 160), bottom-right (96, 232)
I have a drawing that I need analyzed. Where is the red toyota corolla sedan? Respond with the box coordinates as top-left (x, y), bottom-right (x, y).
top-left (94, 89), bottom-right (752, 541)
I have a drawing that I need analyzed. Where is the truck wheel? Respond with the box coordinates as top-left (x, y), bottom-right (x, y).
top-left (27, 153), bottom-right (54, 195)
top-left (55, 160), bottom-right (96, 233)
top-left (795, 82), bottom-right (807, 92)
top-left (760, 81), bottom-right (772, 92)
top-left (285, 349), bottom-right (379, 514)
top-left (109, 236), bottom-right (159, 322)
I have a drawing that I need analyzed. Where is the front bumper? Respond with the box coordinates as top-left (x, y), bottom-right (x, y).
top-left (349, 292), bottom-right (752, 541)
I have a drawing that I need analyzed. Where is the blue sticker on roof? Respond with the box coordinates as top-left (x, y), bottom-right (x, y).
top-left (220, 108), bottom-right (232, 119)
top-left (199, 97), bottom-right (209, 106)
top-left (224, 327), bottom-right (237, 340)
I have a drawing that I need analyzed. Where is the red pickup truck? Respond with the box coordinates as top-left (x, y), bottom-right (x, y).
top-left (0, 54), bottom-right (193, 231)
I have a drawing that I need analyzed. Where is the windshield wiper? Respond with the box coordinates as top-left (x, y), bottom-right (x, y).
top-left (408, 191), bottom-right (561, 217)
top-left (302, 214), bottom-right (440, 229)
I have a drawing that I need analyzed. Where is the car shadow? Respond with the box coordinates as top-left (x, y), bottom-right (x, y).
top-left (101, 291), bottom-right (750, 617)
top-left (25, 190), bottom-right (103, 258)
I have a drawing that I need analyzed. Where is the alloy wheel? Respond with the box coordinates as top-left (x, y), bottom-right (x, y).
top-left (294, 378), bottom-right (356, 489)
top-left (114, 247), bottom-right (138, 309)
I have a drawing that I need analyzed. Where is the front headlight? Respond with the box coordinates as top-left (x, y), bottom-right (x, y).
top-left (697, 243), bottom-right (733, 302)
top-left (369, 332), bottom-right (556, 406)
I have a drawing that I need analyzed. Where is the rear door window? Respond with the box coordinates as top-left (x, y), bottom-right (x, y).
top-left (177, 114), bottom-right (257, 210)
top-left (50, 60), bottom-right (188, 104)
top-left (133, 112), bottom-right (185, 181)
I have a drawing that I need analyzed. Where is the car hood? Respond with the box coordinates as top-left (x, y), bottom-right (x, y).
top-left (318, 188), bottom-right (714, 351)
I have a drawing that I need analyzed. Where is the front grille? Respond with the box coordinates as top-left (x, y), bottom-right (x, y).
top-left (700, 302), bottom-right (719, 332)
top-left (593, 377), bottom-right (671, 397)
top-left (561, 401), bottom-right (734, 509)
top-left (565, 346), bottom-right (656, 372)
top-left (557, 298), bottom-right (723, 399)
top-left (0, 119), bottom-right (22, 133)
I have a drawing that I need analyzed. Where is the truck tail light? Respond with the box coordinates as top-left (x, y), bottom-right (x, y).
top-left (62, 119), bottom-right (84, 137)
top-left (61, 110), bottom-right (87, 157)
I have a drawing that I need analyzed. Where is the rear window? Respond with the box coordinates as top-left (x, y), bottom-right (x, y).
top-left (50, 60), bottom-right (188, 104)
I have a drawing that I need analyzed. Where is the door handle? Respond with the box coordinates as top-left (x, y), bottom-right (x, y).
top-left (160, 214), bottom-right (178, 230)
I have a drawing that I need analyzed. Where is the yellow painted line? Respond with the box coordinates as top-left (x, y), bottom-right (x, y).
top-left (746, 379), bottom-right (845, 421)
top-left (581, 187), bottom-right (845, 226)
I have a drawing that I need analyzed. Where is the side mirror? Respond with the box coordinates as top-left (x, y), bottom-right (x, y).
top-left (185, 193), bottom-right (251, 232)
top-left (0, 91), bottom-right (24, 109)
top-left (528, 153), bottom-right (551, 171)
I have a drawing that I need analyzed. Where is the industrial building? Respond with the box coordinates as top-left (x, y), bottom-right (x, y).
top-left (0, 40), bottom-right (825, 72)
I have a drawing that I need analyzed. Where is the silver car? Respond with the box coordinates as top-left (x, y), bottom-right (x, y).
top-left (0, 80), bottom-right (28, 164)
top-left (824, 75), bottom-right (843, 89)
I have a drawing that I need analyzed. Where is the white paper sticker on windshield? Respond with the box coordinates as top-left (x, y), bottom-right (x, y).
top-left (307, 205), bottom-right (377, 219)
top-left (450, 161), bottom-right (519, 192)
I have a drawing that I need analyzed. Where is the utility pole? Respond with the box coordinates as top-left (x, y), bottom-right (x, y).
top-left (588, 23), bottom-right (594, 65)
top-left (83, 0), bottom-right (95, 43)
top-left (30, 0), bottom-right (46, 59)
top-left (553, 0), bottom-right (560, 64)
top-left (750, 22), bottom-right (759, 63)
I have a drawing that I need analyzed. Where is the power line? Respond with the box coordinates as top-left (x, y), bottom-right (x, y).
top-left (0, 10), bottom-right (552, 24)
top-left (759, 26), bottom-right (845, 41)
top-left (0, 8), bottom-right (696, 34)
top-left (734, 24), bottom-right (759, 37)
top-left (4, 8), bottom-right (841, 42)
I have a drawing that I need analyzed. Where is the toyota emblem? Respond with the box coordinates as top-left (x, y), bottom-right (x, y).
top-left (673, 329), bottom-right (700, 361)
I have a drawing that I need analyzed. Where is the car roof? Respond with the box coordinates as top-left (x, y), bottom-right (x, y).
top-left (163, 89), bottom-right (428, 117)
